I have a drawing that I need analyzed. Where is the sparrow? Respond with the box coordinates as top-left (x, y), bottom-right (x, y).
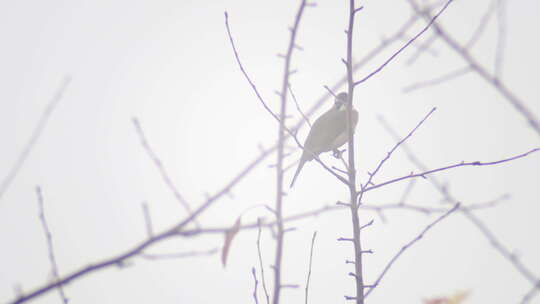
top-left (290, 92), bottom-right (358, 187)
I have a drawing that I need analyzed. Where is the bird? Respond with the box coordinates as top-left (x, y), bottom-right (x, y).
top-left (290, 92), bottom-right (358, 188)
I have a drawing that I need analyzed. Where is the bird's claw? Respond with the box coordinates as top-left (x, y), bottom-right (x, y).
top-left (333, 149), bottom-right (346, 158)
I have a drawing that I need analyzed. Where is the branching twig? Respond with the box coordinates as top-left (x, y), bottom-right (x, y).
top-left (407, 0), bottom-right (540, 136)
top-left (359, 107), bottom-right (436, 202)
top-left (344, 1), bottom-right (364, 303)
top-left (0, 77), bottom-right (71, 201)
top-left (361, 147), bottom-right (540, 193)
top-left (379, 116), bottom-right (540, 295)
top-left (9, 145), bottom-right (274, 304)
top-left (353, 0), bottom-right (454, 87)
top-left (364, 203), bottom-right (460, 298)
top-left (36, 186), bottom-right (69, 304)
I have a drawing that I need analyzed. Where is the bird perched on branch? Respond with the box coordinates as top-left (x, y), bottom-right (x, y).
top-left (290, 92), bottom-right (358, 187)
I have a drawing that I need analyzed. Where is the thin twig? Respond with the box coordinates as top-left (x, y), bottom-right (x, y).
top-left (407, 0), bottom-right (540, 136)
top-left (359, 107), bottom-right (436, 200)
top-left (288, 83), bottom-right (311, 127)
top-left (353, 0), bottom-right (454, 87)
top-left (402, 67), bottom-right (471, 93)
top-left (9, 145), bottom-right (274, 304)
top-left (252, 267), bottom-right (260, 304)
top-left (141, 202), bottom-right (153, 238)
top-left (257, 220), bottom-right (271, 304)
top-left (362, 148), bottom-right (540, 193)
top-left (305, 231), bottom-right (317, 304)
top-left (364, 203), bottom-right (460, 298)
top-left (139, 248), bottom-right (218, 260)
top-left (225, 11), bottom-right (349, 187)
top-left (379, 115), bottom-right (540, 294)
top-left (36, 186), bottom-right (69, 304)
top-left (132, 118), bottom-right (195, 220)
top-left (0, 77), bottom-right (71, 201)
top-left (465, 0), bottom-right (497, 49)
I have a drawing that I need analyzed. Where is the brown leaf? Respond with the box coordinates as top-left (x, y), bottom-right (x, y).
top-left (221, 217), bottom-right (241, 267)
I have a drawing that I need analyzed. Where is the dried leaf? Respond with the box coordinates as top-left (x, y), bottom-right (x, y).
top-left (221, 217), bottom-right (241, 267)
top-left (423, 290), bottom-right (470, 304)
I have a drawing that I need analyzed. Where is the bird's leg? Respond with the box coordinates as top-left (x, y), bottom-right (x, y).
top-left (332, 148), bottom-right (346, 159)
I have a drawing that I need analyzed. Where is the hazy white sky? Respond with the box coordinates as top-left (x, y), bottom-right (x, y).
top-left (1, 0), bottom-right (539, 303)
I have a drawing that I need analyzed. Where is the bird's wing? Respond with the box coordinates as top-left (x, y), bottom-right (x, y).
top-left (302, 108), bottom-right (349, 160)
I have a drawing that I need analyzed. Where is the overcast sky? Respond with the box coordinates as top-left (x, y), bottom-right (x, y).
top-left (1, 0), bottom-right (539, 303)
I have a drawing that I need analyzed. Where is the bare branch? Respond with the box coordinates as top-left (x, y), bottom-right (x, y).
top-left (359, 107), bottom-right (436, 200)
top-left (0, 77), bottom-right (71, 201)
top-left (379, 115), bottom-right (540, 293)
top-left (362, 147), bottom-right (540, 193)
top-left (304, 231), bottom-right (317, 304)
top-left (36, 186), bottom-right (69, 304)
top-left (364, 203), bottom-right (460, 298)
top-left (353, 0), bottom-right (454, 87)
top-left (132, 118), bottom-right (195, 219)
top-left (252, 268), bottom-right (260, 304)
top-left (407, 0), bottom-right (540, 136)
top-left (139, 248), bottom-right (218, 260)
top-left (9, 145), bottom-right (274, 304)
top-left (288, 83), bottom-right (311, 127)
top-left (141, 202), bottom-right (153, 238)
top-left (257, 220), bottom-right (271, 304)
top-left (402, 67), bottom-right (471, 93)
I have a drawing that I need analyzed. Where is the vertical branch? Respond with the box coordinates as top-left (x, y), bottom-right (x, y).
top-left (344, 1), bottom-right (364, 303)
top-left (36, 186), bottom-right (69, 304)
top-left (273, 1), bottom-right (308, 304)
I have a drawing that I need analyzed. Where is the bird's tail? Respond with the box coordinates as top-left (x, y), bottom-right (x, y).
top-left (290, 157), bottom-right (306, 188)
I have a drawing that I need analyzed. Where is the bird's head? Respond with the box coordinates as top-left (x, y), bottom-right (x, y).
top-left (334, 92), bottom-right (349, 110)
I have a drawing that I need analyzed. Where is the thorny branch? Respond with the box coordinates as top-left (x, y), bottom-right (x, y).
top-left (273, 1), bottom-right (308, 302)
